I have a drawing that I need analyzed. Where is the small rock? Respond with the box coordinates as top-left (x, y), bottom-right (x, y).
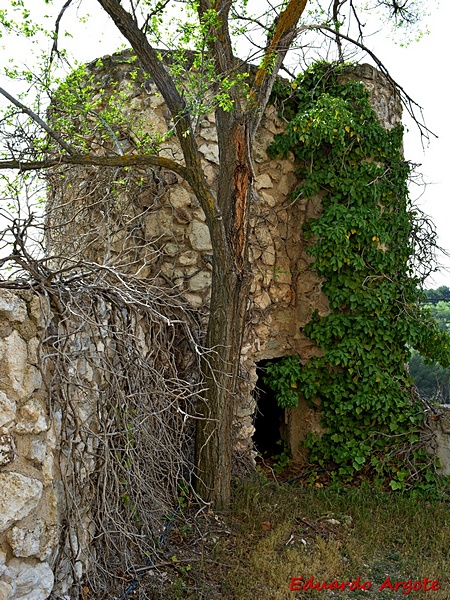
top-left (0, 291), bottom-right (27, 323)
top-left (255, 173), bottom-right (273, 190)
top-left (189, 221), bottom-right (212, 252)
top-left (7, 522), bottom-right (42, 558)
top-left (0, 434), bottom-right (16, 467)
top-left (199, 144), bottom-right (219, 164)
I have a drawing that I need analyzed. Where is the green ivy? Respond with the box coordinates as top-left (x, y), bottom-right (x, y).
top-left (265, 61), bottom-right (450, 494)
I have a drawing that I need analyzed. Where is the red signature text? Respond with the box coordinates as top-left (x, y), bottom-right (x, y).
top-left (290, 576), bottom-right (441, 595)
top-left (290, 577), bottom-right (371, 592)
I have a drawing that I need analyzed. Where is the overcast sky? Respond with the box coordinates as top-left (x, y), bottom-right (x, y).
top-left (373, 2), bottom-right (450, 289)
top-left (1, 0), bottom-right (449, 288)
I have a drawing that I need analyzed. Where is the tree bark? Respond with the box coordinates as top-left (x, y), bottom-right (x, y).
top-left (194, 112), bottom-right (252, 506)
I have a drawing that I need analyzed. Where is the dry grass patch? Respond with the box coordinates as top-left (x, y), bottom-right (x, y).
top-left (112, 477), bottom-right (450, 599)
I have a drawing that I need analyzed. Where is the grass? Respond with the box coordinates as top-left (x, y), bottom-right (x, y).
top-left (219, 478), bottom-right (450, 599)
top-left (109, 475), bottom-right (450, 599)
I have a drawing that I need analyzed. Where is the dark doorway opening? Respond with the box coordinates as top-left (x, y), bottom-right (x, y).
top-left (252, 358), bottom-right (285, 457)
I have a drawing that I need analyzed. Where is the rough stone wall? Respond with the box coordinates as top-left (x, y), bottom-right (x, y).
top-left (0, 290), bottom-right (57, 600)
top-left (48, 54), bottom-right (402, 458)
top-left (0, 285), bottom-right (199, 599)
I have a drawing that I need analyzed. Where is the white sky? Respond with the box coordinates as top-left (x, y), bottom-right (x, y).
top-left (1, 0), bottom-right (449, 288)
top-left (374, 2), bottom-right (450, 289)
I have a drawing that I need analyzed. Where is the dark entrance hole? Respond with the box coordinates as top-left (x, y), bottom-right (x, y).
top-left (253, 358), bottom-right (285, 457)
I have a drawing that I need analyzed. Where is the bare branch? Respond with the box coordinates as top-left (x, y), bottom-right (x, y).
top-left (50, 0), bottom-right (74, 66)
top-left (0, 86), bottom-right (76, 155)
top-left (332, 0), bottom-right (345, 61)
top-left (0, 153), bottom-right (189, 178)
top-left (349, 0), bottom-right (366, 41)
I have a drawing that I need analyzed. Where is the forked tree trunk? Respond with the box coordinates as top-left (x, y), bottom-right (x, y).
top-left (97, 0), bottom-right (308, 508)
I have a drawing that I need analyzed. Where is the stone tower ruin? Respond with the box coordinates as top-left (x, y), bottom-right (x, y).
top-left (46, 53), bottom-right (403, 462)
top-left (0, 54), bottom-right (410, 597)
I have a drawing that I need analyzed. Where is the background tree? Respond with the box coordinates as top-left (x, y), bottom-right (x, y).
top-left (409, 287), bottom-right (450, 402)
top-left (409, 350), bottom-right (450, 403)
top-left (0, 0), bottom-right (437, 506)
top-left (424, 285), bottom-right (450, 305)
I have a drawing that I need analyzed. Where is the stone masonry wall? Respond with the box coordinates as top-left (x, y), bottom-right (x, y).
top-left (0, 290), bottom-right (56, 600)
top-left (0, 285), bottom-right (198, 599)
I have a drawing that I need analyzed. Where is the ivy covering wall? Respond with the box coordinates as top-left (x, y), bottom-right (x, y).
top-left (266, 62), bottom-right (450, 494)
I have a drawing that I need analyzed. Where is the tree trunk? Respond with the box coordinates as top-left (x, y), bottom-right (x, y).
top-left (194, 114), bottom-right (252, 506)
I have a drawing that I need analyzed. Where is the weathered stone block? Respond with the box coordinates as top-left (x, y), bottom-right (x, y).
top-left (269, 283), bottom-right (293, 304)
top-left (0, 581), bottom-right (13, 600)
top-left (15, 399), bottom-right (48, 435)
top-left (199, 127), bottom-right (217, 143)
top-left (255, 173), bottom-right (273, 190)
top-left (189, 271), bottom-right (212, 292)
top-left (0, 291), bottom-right (27, 324)
top-left (0, 472), bottom-right (43, 533)
top-left (2, 559), bottom-right (54, 600)
top-left (254, 224), bottom-right (272, 249)
top-left (182, 292), bottom-right (203, 308)
top-left (199, 143), bottom-right (219, 164)
top-left (28, 295), bottom-right (51, 330)
top-left (144, 211), bottom-right (167, 239)
top-left (253, 291), bottom-right (271, 311)
top-left (192, 208), bottom-right (206, 222)
top-left (189, 221), bottom-right (212, 251)
top-left (178, 251), bottom-right (198, 266)
top-left (0, 332), bottom-right (42, 400)
top-left (278, 172), bottom-right (297, 196)
top-left (0, 331), bottom-right (26, 387)
top-left (261, 248), bottom-right (276, 266)
top-left (259, 190), bottom-right (276, 207)
top-left (0, 392), bottom-right (16, 429)
top-left (169, 186), bottom-right (192, 209)
top-left (7, 522), bottom-right (42, 558)
top-left (29, 439), bottom-right (47, 465)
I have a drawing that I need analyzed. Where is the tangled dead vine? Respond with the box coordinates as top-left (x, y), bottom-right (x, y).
top-left (0, 193), bottom-right (205, 595)
top-left (51, 276), bottom-right (204, 595)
